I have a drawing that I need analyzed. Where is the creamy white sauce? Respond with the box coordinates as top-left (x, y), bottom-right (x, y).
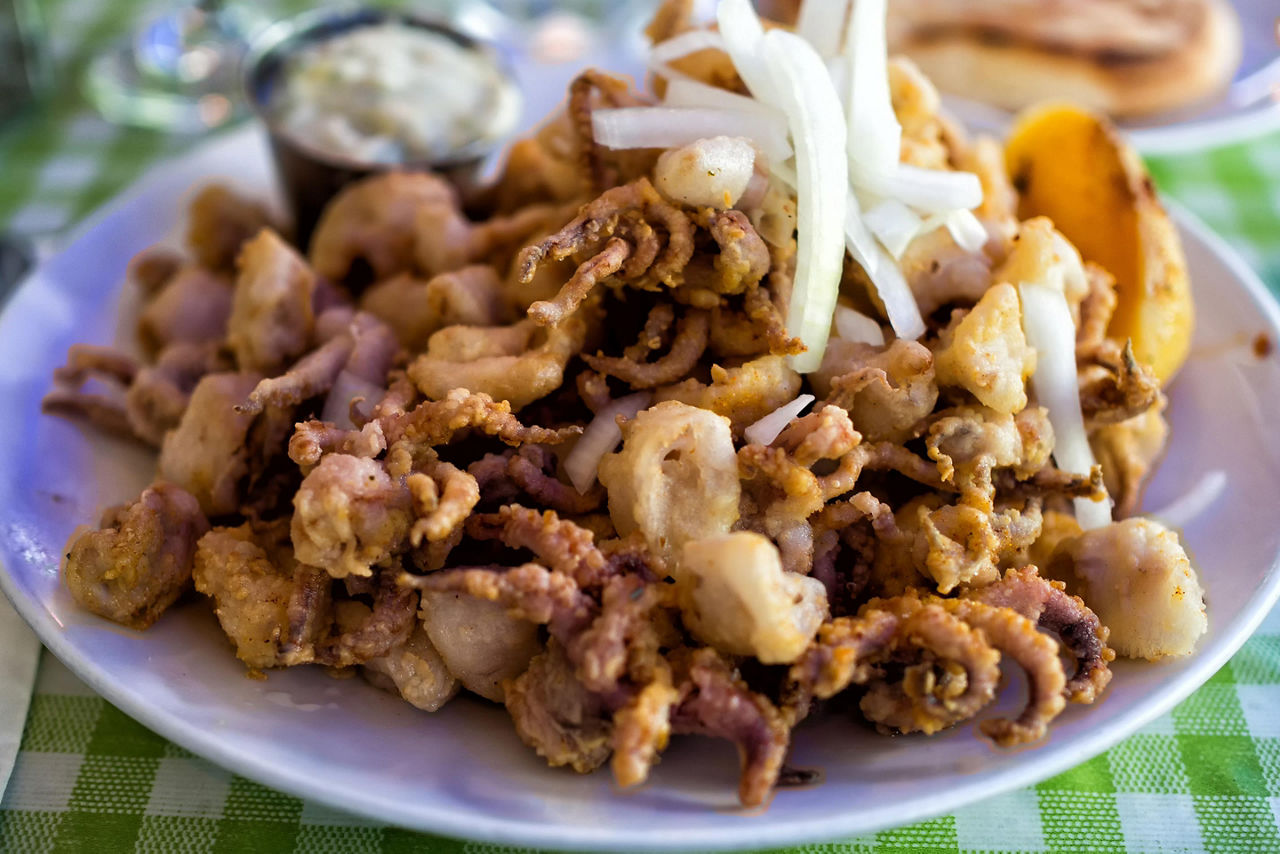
top-left (273, 22), bottom-right (519, 164)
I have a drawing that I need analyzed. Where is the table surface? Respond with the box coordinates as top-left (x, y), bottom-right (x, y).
top-left (3, 1), bottom-right (1280, 852)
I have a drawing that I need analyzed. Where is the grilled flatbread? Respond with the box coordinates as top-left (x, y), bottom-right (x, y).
top-left (886, 0), bottom-right (1243, 117)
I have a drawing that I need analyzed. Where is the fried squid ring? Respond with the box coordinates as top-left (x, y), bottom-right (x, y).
top-left (408, 312), bottom-right (591, 412)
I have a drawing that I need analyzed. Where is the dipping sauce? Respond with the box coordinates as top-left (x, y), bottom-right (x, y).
top-left (271, 21), bottom-right (520, 165)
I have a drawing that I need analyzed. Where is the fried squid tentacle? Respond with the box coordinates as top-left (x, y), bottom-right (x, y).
top-left (782, 610), bottom-right (902, 724)
top-left (466, 504), bottom-right (611, 589)
top-left (399, 562), bottom-right (596, 640)
top-left (407, 460), bottom-right (480, 547)
top-left (583, 309), bottom-right (709, 389)
top-left (966, 566), bottom-right (1115, 703)
top-left (386, 388), bottom-right (582, 449)
top-left (943, 599), bottom-right (1068, 746)
top-left (507, 446), bottom-right (605, 515)
top-left (858, 603), bottom-right (1002, 736)
top-left (528, 236), bottom-right (631, 326)
top-left (671, 647), bottom-right (790, 809)
top-left (317, 573), bottom-right (419, 667)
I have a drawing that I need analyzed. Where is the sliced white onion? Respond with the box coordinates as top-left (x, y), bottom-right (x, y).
top-left (844, 0), bottom-right (901, 182)
top-left (648, 29), bottom-right (727, 68)
top-left (855, 165), bottom-right (983, 214)
top-left (321, 370), bottom-right (383, 431)
top-left (592, 107), bottom-right (792, 164)
top-left (716, 0), bottom-right (778, 104)
top-left (826, 54), bottom-right (849, 106)
top-left (864, 198), bottom-right (923, 259)
top-left (564, 392), bottom-right (653, 494)
top-left (738, 170), bottom-right (770, 211)
top-left (943, 209), bottom-right (989, 252)
top-left (662, 77), bottom-right (781, 121)
top-left (745, 394), bottom-right (816, 446)
top-left (845, 196), bottom-right (926, 341)
top-left (770, 159), bottom-right (799, 191)
top-left (1147, 470), bottom-right (1227, 530)
top-left (796, 0), bottom-right (849, 57)
top-left (1020, 282), bottom-right (1112, 530)
top-left (834, 305), bottom-right (886, 346)
top-left (760, 28), bottom-right (849, 375)
top-left (843, 190), bottom-right (880, 277)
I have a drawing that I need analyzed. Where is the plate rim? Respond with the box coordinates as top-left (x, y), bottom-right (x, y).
top-left (1129, 102), bottom-right (1280, 156)
top-left (3, 126), bottom-right (1280, 851)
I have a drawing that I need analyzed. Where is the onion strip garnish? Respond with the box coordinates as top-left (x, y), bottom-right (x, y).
top-left (761, 28), bottom-right (849, 374)
top-left (716, 0), bottom-right (779, 104)
top-left (796, 0), bottom-right (850, 58)
top-left (856, 165), bottom-right (983, 214)
top-left (662, 77), bottom-right (783, 120)
top-left (1020, 282), bottom-right (1112, 529)
top-left (834, 305), bottom-right (886, 346)
top-left (864, 198), bottom-right (923, 259)
top-left (843, 0), bottom-right (901, 184)
top-left (943, 209), bottom-right (989, 252)
top-left (610, 0), bottom-right (985, 367)
top-left (592, 107), bottom-right (792, 164)
top-left (565, 392), bottom-right (653, 494)
top-left (745, 394), bottom-right (816, 446)
top-left (846, 196), bottom-right (926, 341)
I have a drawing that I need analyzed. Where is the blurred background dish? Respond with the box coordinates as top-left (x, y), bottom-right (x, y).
top-left (886, 0), bottom-right (1245, 120)
top-left (82, 0), bottom-right (268, 133)
top-left (760, 0), bottom-right (1280, 153)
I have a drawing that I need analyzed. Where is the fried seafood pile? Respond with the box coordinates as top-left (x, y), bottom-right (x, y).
top-left (47, 10), bottom-right (1207, 810)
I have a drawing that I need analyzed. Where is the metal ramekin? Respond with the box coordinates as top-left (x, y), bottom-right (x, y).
top-left (243, 6), bottom-right (521, 247)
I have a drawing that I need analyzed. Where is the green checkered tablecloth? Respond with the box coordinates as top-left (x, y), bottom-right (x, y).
top-left (3, 1), bottom-right (1280, 852)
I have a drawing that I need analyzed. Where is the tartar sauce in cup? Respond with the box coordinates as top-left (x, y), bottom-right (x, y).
top-left (244, 9), bottom-right (521, 243)
top-left (272, 22), bottom-right (520, 165)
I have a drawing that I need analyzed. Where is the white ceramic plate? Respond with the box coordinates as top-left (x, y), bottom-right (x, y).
top-left (2, 126), bottom-right (1280, 852)
top-left (938, 0), bottom-right (1280, 155)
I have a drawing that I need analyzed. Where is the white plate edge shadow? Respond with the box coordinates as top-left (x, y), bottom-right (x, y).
top-left (2, 126), bottom-right (1280, 852)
